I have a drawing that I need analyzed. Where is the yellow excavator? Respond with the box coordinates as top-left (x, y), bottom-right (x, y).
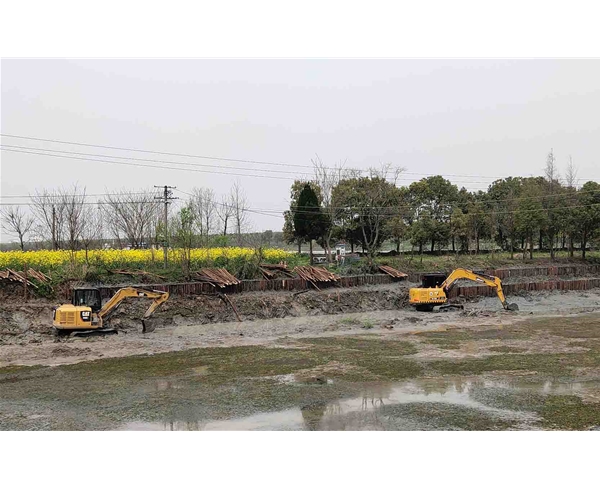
top-left (409, 268), bottom-right (519, 312)
top-left (52, 287), bottom-right (170, 337)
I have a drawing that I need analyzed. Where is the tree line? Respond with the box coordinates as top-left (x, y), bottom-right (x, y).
top-left (0, 182), bottom-right (252, 253)
top-left (284, 152), bottom-right (600, 262)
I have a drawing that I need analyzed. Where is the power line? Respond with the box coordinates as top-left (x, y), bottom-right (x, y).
top-left (0, 144), bottom-right (315, 178)
top-left (0, 133), bottom-right (329, 171)
top-left (1, 132), bottom-right (572, 181)
top-left (0, 200), bottom-right (157, 206)
top-left (3, 143), bottom-right (516, 183)
top-left (2, 146), bottom-right (457, 186)
top-left (0, 191), bottom-right (156, 199)
top-left (0, 147), bottom-right (298, 181)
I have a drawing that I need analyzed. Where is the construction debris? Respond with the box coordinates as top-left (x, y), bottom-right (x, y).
top-left (294, 266), bottom-right (339, 291)
top-left (0, 268), bottom-right (51, 289)
top-left (221, 293), bottom-right (242, 322)
top-left (193, 268), bottom-right (241, 288)
top-left (259, 263), bottom-right (295, 280)
top-left (378, 265), bottom-right (408, 280)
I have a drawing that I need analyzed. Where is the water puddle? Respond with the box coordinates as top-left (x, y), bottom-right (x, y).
top-left (120, 376), bottom-right (600, 430)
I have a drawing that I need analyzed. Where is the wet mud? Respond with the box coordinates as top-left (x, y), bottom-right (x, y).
top-left (2, 305), bottom-right (600, 430)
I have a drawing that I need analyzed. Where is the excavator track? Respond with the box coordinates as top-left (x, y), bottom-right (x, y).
top-left (70, 328), bottom-right (118, 338)
top-left (439, 304), bottom-right (464, 312)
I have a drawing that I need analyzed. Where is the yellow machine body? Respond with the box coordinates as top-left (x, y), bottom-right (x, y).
top-left (53, 304), bottom-right (98, 330)
top-left (409, 287), bottom-right (448, 306)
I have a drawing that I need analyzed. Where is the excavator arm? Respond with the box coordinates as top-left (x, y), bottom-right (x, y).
top-left (98, 287), bottom-right (170, 331)
top-left (441, 268), bottom-right (516, 310)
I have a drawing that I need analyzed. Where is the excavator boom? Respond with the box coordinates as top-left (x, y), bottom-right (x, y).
top-left (409, 268), bottom-right (518, 312)
top-left (98, 287), bottom-right (170, 331)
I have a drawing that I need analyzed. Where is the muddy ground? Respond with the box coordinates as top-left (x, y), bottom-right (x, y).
top-left (2, 284), bottom-right (600, 430)
top-left (2, 284), bottom-right (600, 367)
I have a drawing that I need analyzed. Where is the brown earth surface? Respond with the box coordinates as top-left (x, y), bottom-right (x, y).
top-left (2, 282), bottom-right (600, 368)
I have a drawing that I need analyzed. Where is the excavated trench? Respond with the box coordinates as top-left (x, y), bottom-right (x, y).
top-left (1, 264), bottom-right (600, 341)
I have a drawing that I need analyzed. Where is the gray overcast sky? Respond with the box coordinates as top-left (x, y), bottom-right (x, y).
top-left (1, 59), bottom-right (599, 240)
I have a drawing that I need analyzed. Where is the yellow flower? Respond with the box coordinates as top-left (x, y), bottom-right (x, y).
top-left (0, 247), bottom-right (293, 270)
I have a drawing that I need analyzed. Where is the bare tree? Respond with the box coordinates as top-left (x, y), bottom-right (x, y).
top-left (102, 189), bottom-right (160, 248)
top-left (368, 162), bottom-right (405, 185)
top-left (230, 181), bottom-right (249, 245)
top-left (30, 189), bottom-right (67, 249)
top-left (216, 194), bottom-right (234, 238)
top-left (312, 156), bottom-right (348, 261)
top-left (62, 184), bottom-right (87, 252)
top-left (1, 206), bottom-right (35, 251)
top-left (544, 149), bottom-right (560, 260)
top-left (565, 155), bottom-right (578, 189)
top-left (190, 187), bottom-right (217, 246)
top-left (544, 149), bottom-right (560, 184)
top-left (80, 205), bottom-right (104, 263)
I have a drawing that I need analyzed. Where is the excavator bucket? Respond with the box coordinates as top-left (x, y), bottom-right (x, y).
top-left (141, 319), bottom-right (157, 333)
top-left (507, 303), bottom-right (519, 311)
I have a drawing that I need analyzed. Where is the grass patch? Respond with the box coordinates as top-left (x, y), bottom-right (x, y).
top-left (470, 386), bottom-right (600, 430)
top-left (362, 320), bottom-right (375, 329)
top-left (381, 402), bottom-right (516, 430)
top-left (488, 346), bottom-right (527, 353)
top-left (427, 351), bottom-right (600, 377)
top-left (339, 317), bottom-right (361, 326)
top-left (415, 327), bottom-right (533, 349)
top-left (298, 336), bottom-right (422, 381)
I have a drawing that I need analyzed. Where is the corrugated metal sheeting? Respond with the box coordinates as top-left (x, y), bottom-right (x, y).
top-left (96, 265), bottom-right (600, 299)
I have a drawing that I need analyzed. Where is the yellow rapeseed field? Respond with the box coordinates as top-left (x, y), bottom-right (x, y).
top-left (0, 247), bottom-right (293, 270)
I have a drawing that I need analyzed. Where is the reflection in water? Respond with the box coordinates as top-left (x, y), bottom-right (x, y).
top-left (301, 403), bottom-right (327, 431)
top-left (120, 377), bottom-right (599, 431)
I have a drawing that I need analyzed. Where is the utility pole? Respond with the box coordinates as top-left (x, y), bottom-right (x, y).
top-left (51, 204), bottom-right (57, 250)
top-left (154, 186), bottom-right (178, 268)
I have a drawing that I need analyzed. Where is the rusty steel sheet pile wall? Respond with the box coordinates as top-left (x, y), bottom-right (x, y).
top-left (407, 264), bottom-right (600, 284)
top-left (448, 278), bottom-right (600, 299)
top-left (96, 265), bottom-right (600, 300)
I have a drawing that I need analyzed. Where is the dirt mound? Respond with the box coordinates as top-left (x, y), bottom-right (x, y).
top-left (144, 285), bottom-right (409, 328)
top-left (0, 303), bottom-right (57, 338)
top-left (51, 346), bottom-right (93, 357)
top-left (0, 285), bottom-right (409, 340)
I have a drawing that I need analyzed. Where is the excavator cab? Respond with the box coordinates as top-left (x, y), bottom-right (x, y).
top-left (72, 288), bottom-right (102, 312)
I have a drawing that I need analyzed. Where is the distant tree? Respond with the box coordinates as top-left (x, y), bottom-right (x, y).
top-left (487, 177), bottom-right (523, 258)
top-left (408, 176), bottom-right (458, 253)
top-left (230, 181), bottom-right (249, 245)
top-left (565, 156), bottom-right (578, 189)
top-left (172, 206), bottom-right (196, 279)
top-left (409, 211), bottom-right (433, 263)
top-left (262, 229), bottom-right (274, 247)
top-left (543, 149), bottom-right (562, 260)
top-left (333, 176), bottom-right (400, 264)
top-left (102, 188), bottom-right (160, 249)
top-left (387, 187), bottom-right (411, 253)
top-left (190, 187), bottom-right (217, 246)
top-left (450, 208), bottom-right (468, 254)
top-left (1, 206), bottom-right (35, 251)
top-left (515, 179), bottom-right (548, 259)
top-left (293, 183), bottom-right (330, 264)
top-left (576, 181), bottom-right (600, 259)
top-left (216, 194), bottom-right (234, 238)
top-left (80, 205), bottom-right (104, 264)
top-left (285, 180), bottom-right (323, 254)
top-left (466, 193), bottom-right (489, 254)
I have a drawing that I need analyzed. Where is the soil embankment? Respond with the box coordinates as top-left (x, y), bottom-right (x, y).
top-left (2, 263), bottom-right (600, 368)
